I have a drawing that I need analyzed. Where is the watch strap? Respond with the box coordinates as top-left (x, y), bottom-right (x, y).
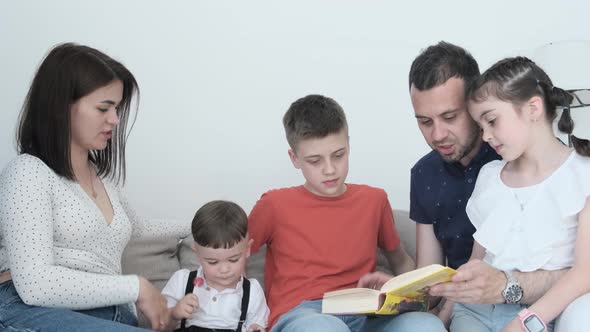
top-left (502, 270), bottom-right (523, 304)
top-left (518, 308), bottom-right (547, 332)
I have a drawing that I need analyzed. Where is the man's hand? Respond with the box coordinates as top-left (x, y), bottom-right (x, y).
top-left (171, 293), bottom-right (199, 321)
top-left (357, 271), bottom-right (393, 289)
top-left (429, 259), bottom-right (506, 304)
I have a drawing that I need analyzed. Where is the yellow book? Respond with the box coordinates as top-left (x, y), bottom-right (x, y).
top-left (321, 264), bottom-right (456, 315)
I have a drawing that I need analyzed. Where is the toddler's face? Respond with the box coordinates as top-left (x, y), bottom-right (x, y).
top-left (193, 238), bottom-right (251, 291)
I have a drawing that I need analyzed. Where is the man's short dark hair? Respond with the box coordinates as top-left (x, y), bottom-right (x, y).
top-left (409, 41), bottom-right (480, 94)
top-left (283, 94), bottom-right (348, 151)
top-left (191, 200), bottom-right (248, 249)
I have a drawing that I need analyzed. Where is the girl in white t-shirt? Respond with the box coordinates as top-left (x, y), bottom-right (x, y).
top-left (456, 56), bottom-right (590, 332)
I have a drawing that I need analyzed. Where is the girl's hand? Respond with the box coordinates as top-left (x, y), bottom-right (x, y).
top-left (171, 293), bottom-right (199, 320)
top-left (437, 300), bottom-right (454, 330)
top-left (501, 318), bottom-right (524, 332)
top-left (136, 277), bottom-right (170, 331)
top-left (247, 323), bottom-right (266, 332)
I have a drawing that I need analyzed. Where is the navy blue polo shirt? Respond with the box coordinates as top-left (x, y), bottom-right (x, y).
top-left (410, 143), bottom-right (500, 269)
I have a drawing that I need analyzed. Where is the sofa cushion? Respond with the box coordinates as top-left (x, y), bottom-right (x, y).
top-left (122, 236), bottom-right (198, 327)
top-left (121, 209), bottom-right (414, 327)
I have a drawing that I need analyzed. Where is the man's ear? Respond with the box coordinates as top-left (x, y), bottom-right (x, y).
top-left (288, 149), bottom-right (301, 169)
top-left (527, 95), bottom-right (544, 122)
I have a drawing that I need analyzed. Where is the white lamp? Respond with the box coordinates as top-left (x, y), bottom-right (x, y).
top-left (530, 40), bottom-right (590, 145)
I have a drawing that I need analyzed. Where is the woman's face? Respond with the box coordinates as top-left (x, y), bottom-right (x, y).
top-left (70, 80), bottom-right (123, 153)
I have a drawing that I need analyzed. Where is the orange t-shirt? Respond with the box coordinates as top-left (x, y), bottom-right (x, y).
top-left (248, 184), bottom-right (401, 327)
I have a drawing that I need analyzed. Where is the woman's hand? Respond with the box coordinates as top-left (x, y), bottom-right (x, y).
top-left (137, 276), bottom-right (170, 331)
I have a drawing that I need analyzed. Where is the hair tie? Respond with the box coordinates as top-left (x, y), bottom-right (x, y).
top-left (536, 79), bottom-right (540, 86)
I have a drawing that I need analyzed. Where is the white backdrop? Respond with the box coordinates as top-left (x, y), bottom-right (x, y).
top-left (2, 1), bottom-right (589, 222)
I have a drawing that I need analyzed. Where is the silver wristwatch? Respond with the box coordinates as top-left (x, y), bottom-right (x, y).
top-left (502, 270), bottom-right (523, 304)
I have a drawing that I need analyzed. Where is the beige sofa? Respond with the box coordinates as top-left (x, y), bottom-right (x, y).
top-left (121, 209), bottom-right (415, 327)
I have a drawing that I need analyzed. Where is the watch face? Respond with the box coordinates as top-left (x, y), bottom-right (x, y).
top-left (524, 315), bottom-right (545, 332)
top-left (505, 284), bottom-right (523, 303)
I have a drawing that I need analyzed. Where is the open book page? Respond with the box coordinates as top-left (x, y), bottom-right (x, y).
top-left (321, 288), bottom-right (381, 314)
top-left (322, 264), bottom-right (456, 315)
top-left (373, 264), bottom-right (456, 315)
top-left (381, 264), bottom-right (456, 297)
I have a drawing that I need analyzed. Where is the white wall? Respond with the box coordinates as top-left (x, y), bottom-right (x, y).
top-left (1, 0), bottom-right (589, 222)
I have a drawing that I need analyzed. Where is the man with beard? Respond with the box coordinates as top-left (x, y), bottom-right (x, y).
top-left (360, 42), bottom-right (578, 330)
top-left (406, 41), bottom-right (500, 325)
top-left (360, 41), bottom-right (499, 327)
top-left (407, 42), bottom-right (497, 273)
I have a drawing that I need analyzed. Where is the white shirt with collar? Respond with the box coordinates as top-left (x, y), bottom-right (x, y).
top-left (162, 267), bottom-right (269, 331)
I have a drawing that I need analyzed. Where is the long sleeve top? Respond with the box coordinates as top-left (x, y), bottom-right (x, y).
top-left (0, 154), bottom-right (190, 309)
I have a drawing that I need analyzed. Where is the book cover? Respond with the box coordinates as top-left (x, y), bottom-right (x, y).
top-left (321, 264), bottom-right (456, 315)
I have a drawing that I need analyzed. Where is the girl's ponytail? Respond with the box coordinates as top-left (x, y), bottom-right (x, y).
top-left (551, 86), bottom-right (590, 157)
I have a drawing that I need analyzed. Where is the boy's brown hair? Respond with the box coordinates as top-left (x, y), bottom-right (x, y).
top-left (283, 94), bottom-right (348, 151)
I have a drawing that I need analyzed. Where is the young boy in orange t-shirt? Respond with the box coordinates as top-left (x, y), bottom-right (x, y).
top-left (248, 95), bottom-right (447, 332)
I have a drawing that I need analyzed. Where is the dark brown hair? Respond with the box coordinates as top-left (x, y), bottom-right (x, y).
top-left (409, 41), bottom-right (480, 96)
top-left (191, 200), bottom-right (248, 249)
top-left (283, 94), bottom-right (348, 151)
top-left (17, 42), bottom-right (139, 182)
top-left (469, 56), bottom-right (589, 157)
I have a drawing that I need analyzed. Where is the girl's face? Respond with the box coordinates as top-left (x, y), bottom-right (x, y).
top-left (70, 80), bottom-right (123, 153)
top-left (193, 238), bottom-right (252, 291)
top-left (468, 96), bottom-right (533, 161)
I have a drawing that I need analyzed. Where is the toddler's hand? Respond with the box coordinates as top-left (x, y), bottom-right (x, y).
top-left (247, 323), bottom-right (266, 332)
top-left (171, 293), bottom-right (199, 321)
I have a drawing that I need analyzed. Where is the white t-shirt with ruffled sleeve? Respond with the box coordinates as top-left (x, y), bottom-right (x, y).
top-left (466, 151), bottom-right (590, 272)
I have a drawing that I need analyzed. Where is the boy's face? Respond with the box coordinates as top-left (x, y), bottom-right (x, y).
top-left (288, 129), bottom-right (349, 197)
top-left (193, 237), bottom-right (252, 291)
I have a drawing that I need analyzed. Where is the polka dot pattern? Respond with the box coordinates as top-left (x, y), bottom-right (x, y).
top-left (0, 154), bottom-right (190, 309)
top-left (409, 145), bottom-right (500, 269)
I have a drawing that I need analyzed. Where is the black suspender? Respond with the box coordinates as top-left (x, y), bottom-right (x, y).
top-left (177, 271), bottom-right (251, 332)
top-left (236, 278), bottom-right (250, 332)
top-left (179, 270), bottom-right (199, 330)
